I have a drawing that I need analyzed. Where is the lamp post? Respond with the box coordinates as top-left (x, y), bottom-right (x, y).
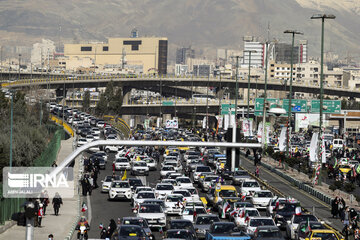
top-left (244, 50), bottom-right (257, 119)
top-left (9, 91), bottom-right (14, 170)
top-left (311, 14), bottom-right (335, 182)
top-left (159, 75), bottom-right (162, 127)
top-left (261, 42), bottom-right (269, 149)
top-left (18, 54), bottom-right (21, 81)
top-left (284, 30), bottom-right (303, 158)
top-left (231, 56), bottom-right (240, 171)
top-left (206, 72), bottom-right (210, 134)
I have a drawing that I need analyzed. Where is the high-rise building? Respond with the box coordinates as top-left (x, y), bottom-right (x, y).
top-left (64, 36), bottom-right (168, 74)
top-left (299, 40), bottom-right (308, 63)
top-left (243, 36), bottom-right (264, 67)
top-left (176, 47), bottom-right (195, 64)
top-left (31, 39), bottom-right (56, 67)
top-left (274, 43), bottom-right (299, 64)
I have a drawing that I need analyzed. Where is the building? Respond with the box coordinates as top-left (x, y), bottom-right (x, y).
top-left (176, 47), bottom-right (195, 64)
top-left (175, 64), bottom-right (189, 76)
top-left (64, 37), bottom-right (168, 74)
top-left (299, 40), bottom-right (308, 63)
top-left (193, 65), bottom-right (211, 76)
top-left (31, 39), bottom-right (56, 67)
top-left (274, 43), bottom-right (299, 64)
top-left (243, 36), bottom-right (264, 67)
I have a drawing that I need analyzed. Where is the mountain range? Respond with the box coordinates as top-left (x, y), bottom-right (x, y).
top-left (0, 0), bottom-right (359, 60)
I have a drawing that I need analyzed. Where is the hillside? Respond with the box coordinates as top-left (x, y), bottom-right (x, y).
top-left (0, 0), bottom-right (358, 59)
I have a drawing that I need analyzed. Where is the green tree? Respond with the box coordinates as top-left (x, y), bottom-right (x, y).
top-left (83, 90), bottom-right (90, 112)
top-left (109, 87), bottom-right (123, 114)
top-left (104, 81), bottom-right (114, 102)
top-left (96, 93), bottom-right (108, 116)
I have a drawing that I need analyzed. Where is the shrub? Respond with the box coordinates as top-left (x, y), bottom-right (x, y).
top-left (329, 185), bottom-right (337, 191)
top-left (334, 181), bottom-right (343, 189)
top-left (344, 183), bottom-right (356, 193)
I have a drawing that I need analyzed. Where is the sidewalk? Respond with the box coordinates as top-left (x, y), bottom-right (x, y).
top-left (262, 156), bottom-right (360, 210)
top-left (0, 137), bottom-right (81, 240)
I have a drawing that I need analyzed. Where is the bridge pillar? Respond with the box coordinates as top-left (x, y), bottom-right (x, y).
top-left (55, 87), bottom-right (68, 102)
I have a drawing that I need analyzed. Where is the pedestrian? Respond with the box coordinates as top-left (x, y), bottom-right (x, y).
top-left (51, 161), bottom-right (58, 168)
top-left (255, 165), bottom-right (260, 178)
top-left (112, 162), bottom-right (115, 172)
top-left (109, 219), bottom-right (117, 236)
top-left (34, 199), bottom-right (40, 227)
top-left (41, 190), bottom-right (49, 216)
top-left (48, 234), bottom-right (54, 240)
top-left (354, 227), bottom-right (360, 240)
top-left (52, 192), bottom-right (63, 216)
top-left (88, 175), bottom-right (93, 195)
top-left (37, 203), bottom-right (44, 227)
top-left (331, 197), bottom-right (339, 218)
top-left (81, 176), bottom-right (88, 196)
top-left (341, 206), bottom-right (351, 234)
top-left (93, 169), bottom-right (99, 188)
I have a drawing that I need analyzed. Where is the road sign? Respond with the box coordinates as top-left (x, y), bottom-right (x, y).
top-left (282, 99), bottom-right (307, 113)
top-left (254, 98), bottom-right (279, 112)
top-left (162, 101), bottom-right (174, 106)
top-left (254, 111), bottom-right (263, 116)
top-left (311, 100), bottom-right (341, 113)
top-left (221, 104), bottom-right (235, 110)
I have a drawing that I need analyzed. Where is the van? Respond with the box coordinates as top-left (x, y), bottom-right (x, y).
top-left (332, 139), bottom-right (344, 149)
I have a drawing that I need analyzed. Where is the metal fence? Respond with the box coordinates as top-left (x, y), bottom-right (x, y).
top-left (0, 128), bottom-right (65, 225)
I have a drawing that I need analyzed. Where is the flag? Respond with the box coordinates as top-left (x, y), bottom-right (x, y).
top-left (159, 227), bottom-right (163, 234)
top-left (244, 210), bottom-right (250, 222)
top-left (334, 157), bottom-right (338, 168)
top-left (193, 209), bottom-right (197, 220)
top-left (239, 206), bottom-right (246, 218)
top-left (222, 201), bottom-right (231, 218)
top-left (295, 206), bottom-right (302, 215)
top-left (305, 218), bottom-right (311, 233)
top-left (125, 149), bottom-right (131, 157)
top-left (206, 208), bottom-right (211, 213)
top-left (81, 202), bottom-right (88, 212)
top-left (99, 223), bottom-right (103, 229)
top-left (230, 208), bottom-right (238, 217)
top-left (356, 164), bottom-right (360, 174)
top-left (241, 194), bottom-right (246, 201)
top-left (122, 169), bottom-right (127, 180)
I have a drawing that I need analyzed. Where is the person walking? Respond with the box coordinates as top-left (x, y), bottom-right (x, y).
top-left (341, 206), bottom-right (351, 234)
top-left (331, 197), bottom-right (339, 218)
top-left (37, 203), bottom-right (44, 227)
top-left (41, 190), bottom-right (49, 216)
top-left (255, 165), bottom-right (260, 178)
top-left (52, 192), bottom-right (63, 216)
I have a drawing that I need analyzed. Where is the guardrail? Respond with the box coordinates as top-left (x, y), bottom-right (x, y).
top-left (50, 115), bottom-right (75, 137)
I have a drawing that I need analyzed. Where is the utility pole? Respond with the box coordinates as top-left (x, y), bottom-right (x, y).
top-left (9, 92), bottom-right (13, 170)
top-left (206, 72), bottom-right (210, 134)
top-left (284, 30), bottom-right (303, 158)
top-left (311, 14), bottom-right (336, 184)
top-left (18, 54), bottom-right (21, 81)
top-left (261, 42), bottom-right (269, 149)
top-left (231, 56), bottom-right (240, 171)
top-left (244, 50), bottom-right (257, 119)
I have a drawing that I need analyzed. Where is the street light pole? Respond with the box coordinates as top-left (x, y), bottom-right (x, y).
top-left (9, 92), bottom-right (13, 170)
top-left (244, 50), bottom-right (257, 119)
top-left (231, 56), bottom-right (240, 171)
top-left (311, 14), bottom-right (335, 183)
top-left (18, 54), bottom-right (21, 81)
top-left (284, 30), bottom-right (303, 158)
top-left (261, 42), bottom-right (269, 149)
top-left (206, 72), bottom-right (210, 133)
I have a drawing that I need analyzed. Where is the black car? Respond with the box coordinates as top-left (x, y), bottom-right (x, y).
top-left (166, 229), bottom-right (196, 240)
top-left (128, 178), bottom-right (144, 190)
top-left (113, 225), bottom-right (150, 240)
top-left (169, 219), bottom-right (196, 238)
top-left (273, 202), bottom-right (299, 229)
top-left (253, 226), bottom-right (284, 240)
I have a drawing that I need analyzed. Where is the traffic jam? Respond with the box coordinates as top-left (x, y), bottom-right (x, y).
top-left (78, 127), bottom-right (344, 240)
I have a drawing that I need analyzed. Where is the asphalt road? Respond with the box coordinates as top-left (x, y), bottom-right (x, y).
top-left (240, 155), bottom-right (344, 231)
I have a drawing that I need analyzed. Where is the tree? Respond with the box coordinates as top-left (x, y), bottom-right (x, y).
top-left (83, 90), bottom-right (90, 112)
top-left (109, 87), bottom-right (123, 114)
top-left (95, 93), bottom-right (108, 116)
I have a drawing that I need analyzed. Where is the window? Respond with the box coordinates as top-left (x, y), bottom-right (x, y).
top-left (271, 64), bottom-right (274, 67)
top-left (123, 40), bottom-right (142, 51)
top-left (314, 68), bottom-right (319, 72)
top-left (103, 46), bottom-right (108, 51)
top-left (271, 69), bottom-right (274, 72)
top-left (81, 46), bottom-right (92, 51)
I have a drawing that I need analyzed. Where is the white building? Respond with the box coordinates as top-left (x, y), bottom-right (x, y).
top-left (31, 39), bottom-right (56, 67)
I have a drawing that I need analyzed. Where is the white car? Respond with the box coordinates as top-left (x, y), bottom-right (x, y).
top-left (182, 207), bottom-right (208, 221)
top-left (77, 138), bottom-right (87, 147)
top-left (105, 145), bottom-right (118, 153)
top-left (101, 175), bottom-right (121, 192)
top-left (92, 132), bottom-right (100, 140)
top-left (133, 191), bottom-right (156, 207)
top-left (175, 177), bottom-right (193, 188)
top-left (266, 197), bottom-right (287, 216)
top-left (251, 190), bottom-right (273, 209)
top-left (286, 214), bottom-right (319, 240)
top-left (92, 127), bottom-right (101, 135)
top-left (132, 187), bottom-right (154, 200)
top-left (164, 194), bottom-right (184, 215)
top-left (136, 203), bottom-right (166, 228)
top-left (160, 166), bottom-right (176, 178)
top-left (161, 179), bottom-right (181, 191)
top-left (113, 157), bottom-right (131, 170)
top-left (96, 121), bottom-right (105, 128)
top-left (245, 217), bottom-right (276, 236)
top-left (184, 187), bottom-right (200, 201)
top-left (233, 208), bottom-right (260, 227)
top-left (162, 160), bottom-right (182, 171)
top-left (144, 158), bottom-right (157, 171)
top-left (108, 181), bottom-right (132, 200)
top-left (131, 161), bottom-right (149, 176)
top-left (172, 189), bottom-right (192, 202)
top-left (154, 183), bottom-right (174, 199)
top-left (86, 135), bottom-right (95, 143)
top-left (240, 180), bottom-right (262, 196)
top-left (193, 165), bottom-right (212, 183)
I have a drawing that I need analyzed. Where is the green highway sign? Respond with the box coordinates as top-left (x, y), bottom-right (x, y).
top-left (162, 101), bottom-right (174, 106)
top-left (221, 110), bottom-right (236, 115)
top-left (311, 100), bottom-right (341, 113)
top-left (221, 104), bottom-right (235, 110)
top-left (254, 98), bottom-right (280, 112)
top-left (254, 111), bottom-right (263, 116)
top-left (282, 99), bottom-right (307, 113)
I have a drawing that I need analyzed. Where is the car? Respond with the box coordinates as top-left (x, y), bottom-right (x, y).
top-left (133, 191), bottom-right (157, 207)
top-left (184, 187), bottom-right (200, 201)
top-left (121, 217), bottom-right (153, 239)
top-left (253, 226), bottom-right (284, 240)
top-left (108, 181), bottom-right (132, 200)
top-left (128, 178), bottom-right (144, 191)
top-left (245, 217), bottom-right (276, 236)
top-left (113, 224), bottom-right (150, 240)
top-left (164, 194), bottom-right (184, 215)
top-left (207, 222), bottom-right (239, 235)
top-left (98, 158), bottom-right (106, 170)
top-left (251, 190), bottom-right (273, 209)
top-left (136, 203), bottom-right (166, 228)
top-left (303, 229), bottom-right (343, 240)
top-left (101, 175), bottom-right (121, 193)
top-left (144, 157), bottom-right (157, 171)
top-left (105, 145), bottom-right (118, 153)
top-left (160, 166), bottom-right (176, 178)
top-left (172, 189), bottom-right (192, 202)
top-left (286, 214), bottom-right (319, 240)
top-left (96, 121), bottom-right (105, 128)
top-left (233, 207), bottom-right (260, 228)
top-left (232, 170), bottom-right (251, 185)
top-left (267, 198), bottom-right (287, 216)
top-left (91, 127), bottom-right (101, 135)
top-left (161, 179), bottom-right (181, 191)
top-left (92, 132), bottom-right (100, 140)
top-left (193, 165), bottom-right (212, 182)
top-left (165, 229), bottom-right (196, 240)
top-left (199, 175), bottom-right (219, 192)
top-left (131, 161), bottom-right (149, 176)
top-left (168, 219), bottom-right (196, 238)
top-left (182, 206), bottom-right (208, 221)
top-left (240, 180), bottom-right (261, 196)
top-left (295, 221), bottom-right (325, 240)
top-left (176, 176), bottom-right (193, 188)
top-left (154, 183), bottom-right (174, 199)
top-left (114, 157), bottom-right (131, 170)
top-left (273, 202), bottom-right (300, 229)
top-left (77, 138), bottom-right (87, 147)
top-left (193, 214), bottom-right (220, 239)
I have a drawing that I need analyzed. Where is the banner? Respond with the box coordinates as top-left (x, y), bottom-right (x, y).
top-left (165, 119), bottom-right (178, 129)
top-left (278, 127), bottom-right (287, 152)
top-left (295, 113), bottom-right (327, 132)
top-left (202, 117), bottom-right (207, 129)
top-left (309, 132), bottom-right (319, 163)
top-left (242, 119), bottom-right (253, 137)
top-left (257, 122), bottom-right (263, 143)
top-left (321, 137), bottom-right (326, 163)
top-left (224, 114), bottom-right (229, 130)
top-left (216, 116), bottom-right (223, 129)
top-left (157, 118), bottom-right (162, 128)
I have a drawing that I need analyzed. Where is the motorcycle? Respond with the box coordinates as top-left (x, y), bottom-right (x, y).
top-left (78, 225), bottom-right (88, 240)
